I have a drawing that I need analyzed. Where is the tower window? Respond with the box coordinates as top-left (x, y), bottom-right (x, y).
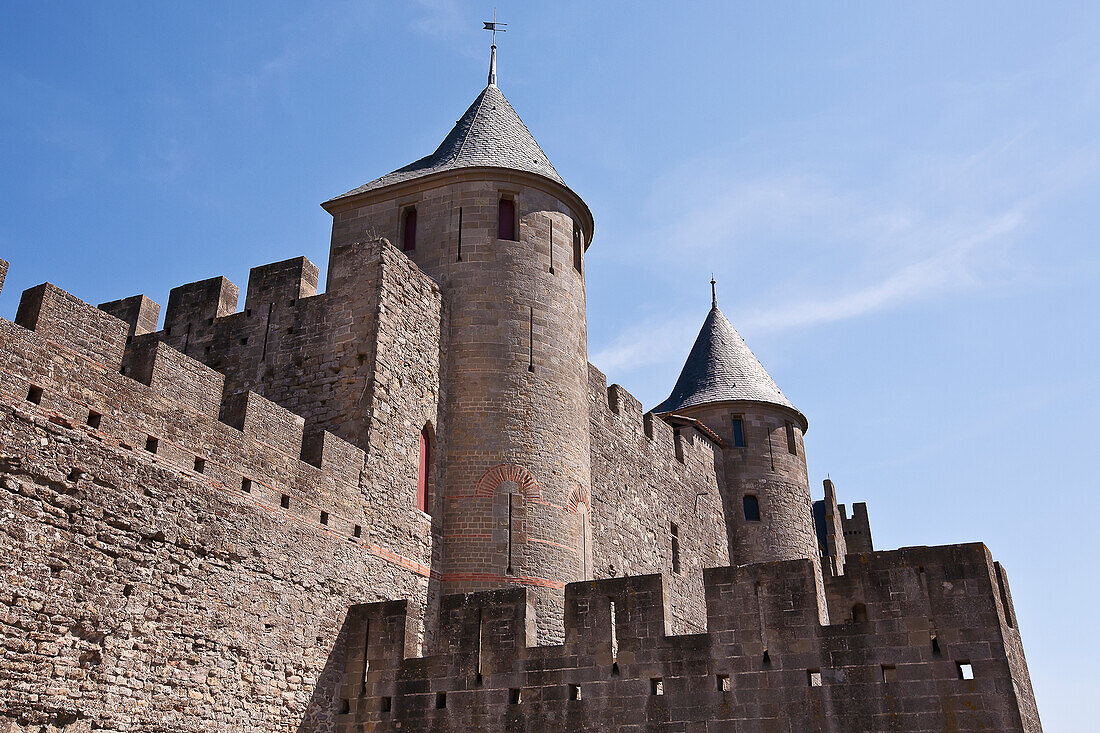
top-left (670, 523), bottom-right (681, 574)
top-left (957, 661), bottom-right (974, 680)
top-left (852, 603), bottom-right (868, 623)
top-left (743, 495), bottom-right (761, 522)
top-left (572, 220), bottom-right (583, 273)
top-left (26, 385), bottom-right (43, 404)
top-left (731, 417), bottom-right (745, 447)
top-left (498, 197), bottom-right (517, 241)
top-left (785, 421), bottom-right (797, 454)
top-left (417, 425), bottom-right (432, 514)
top-left (402, 207), bottom-right (417, 251)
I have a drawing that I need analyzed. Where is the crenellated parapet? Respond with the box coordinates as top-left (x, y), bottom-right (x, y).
top-left (336, 544), bottom-right (1037, 732)
top-left (585, 363), bottom-right (729, 636)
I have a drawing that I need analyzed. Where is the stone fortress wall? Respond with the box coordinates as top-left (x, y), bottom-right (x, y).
top-left (335, 545), bottom-right (1038, 732)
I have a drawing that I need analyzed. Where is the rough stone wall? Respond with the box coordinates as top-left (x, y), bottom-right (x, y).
top-left (334, 545), bottom-right (1040, 732)
top-left (675, 402), bottom-right (820, 567)
top-left (586, 364), bottom-right (728, 634)
top-left (840, 500), bottom-right (874, 553)
top-left (328, 172), bottom-right (591, 644)
top-left (0, 258), bottom-right (439, 731)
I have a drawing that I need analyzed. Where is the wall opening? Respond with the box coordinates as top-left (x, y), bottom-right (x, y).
top-left (241, 477), bottom-right (252, 493)
top-left (609, 599), bottom-right (619, 666)
top-left (509, 688), bottom-right (522, 704)
top-left (379, 696), bottom-right (391, 713)
top-left (852, 603), bottom-right (868, 623)
top-left (957, 661), bottom-right (974, 680)
top-left (280, 494), bottom-right (290, 509)
top-left (670, 523), bottom-right (681, 574)
top-left (572, 219), bottom-right (583, 273)
top-left (731, 416), bottom-right (746, 447)
top-left (435, 692), bottom-right (447, 709)
top-left (881, 664), bottom-right (897, 683)
top-left (673, 429), bottom-right (684, 462)
top-left (353, 524), bottom-right (362, 538)
top-left (144, 436), bottom-right (158, 454)
top-left (785, 421), bottom-right (797, 454)
top-left (193, 457), bottom-right (205, 474)
top-left (650, 678), bottom-right (663, 696)
top-left (717, 674), bottom-right (731, 692)
top-left (417, 424), bottom-right (434, 514)
top-left (743, 495), bottom-right (761, 522)
top-left (568, 684), bottom-right (581, 701)
top-left (86, 411), bottom-right (102, 429)
top-left (26, 385), bottom-right (43, 404)
top-left (578, 502), bottom-right (590, 580)
top-left (320, 511), bottom-right (329, 525)
top-left (498, 196), bottom-right (517, 241)
top-left (807, 669), bottom-right (822, 687)
top-left (931, 634), bottom-right (942, 657)
top-left (401, 206), bottom-right (417, 252)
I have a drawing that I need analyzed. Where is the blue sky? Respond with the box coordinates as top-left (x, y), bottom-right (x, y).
top-left (2, 2), bottom-right (1097, 726)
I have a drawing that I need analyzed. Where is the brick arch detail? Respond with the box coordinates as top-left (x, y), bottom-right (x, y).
top-left (474, 464), bottom-right (541, 500)
top-left (566, 485), bottom-right (590, 514)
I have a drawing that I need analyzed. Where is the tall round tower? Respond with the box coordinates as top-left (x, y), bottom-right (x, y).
top-left (322, 48), bottom-right (594, 642)
top-left (655, 283), bottom-right (818, 566)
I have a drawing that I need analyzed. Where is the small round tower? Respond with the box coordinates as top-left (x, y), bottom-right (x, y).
top-left (322, 48), bottom-right (594, 643)
top-left (655, 282), bottom-right (818, 566)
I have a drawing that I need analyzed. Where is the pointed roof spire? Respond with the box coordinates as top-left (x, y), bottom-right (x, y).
top-left (484, 11), bottom-right (506, 87)
top-left (711, 275), bottom-right (717, 309)
top-left (654, 292), bottom-right (807, 430)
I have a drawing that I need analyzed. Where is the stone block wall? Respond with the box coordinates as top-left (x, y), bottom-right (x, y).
top-left (334, 545), bottom-right (1039, 732)
top-left (587, 364), bottom-right (729, 634)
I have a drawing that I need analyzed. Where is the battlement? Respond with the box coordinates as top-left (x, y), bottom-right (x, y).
top-left (336, 544), bottom-right (1035, 731)
top-left (0, 261), bottom-right (400, 548)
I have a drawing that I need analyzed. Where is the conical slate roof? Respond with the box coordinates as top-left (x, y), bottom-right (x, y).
top-left (325, 82), bottom-right (565, 204)
top-left (655, 302), bottom-right (807, 430)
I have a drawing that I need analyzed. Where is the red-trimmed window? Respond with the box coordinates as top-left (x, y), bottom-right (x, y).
top-left (498, 197), bottom-right (516, 241)
top-left (417, 426), bottom-right (430, 513)
top-left (402, 207), bottom-right (418, 252)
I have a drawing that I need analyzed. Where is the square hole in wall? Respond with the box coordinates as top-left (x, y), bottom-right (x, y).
top-left (26, 385), bottom-right (43, 404)
top-left (241, 477), bottom-right (252, 493)
top-left (145, 436), bottom-right (158, 454)
top-left (881, 664), bottom-right (897, 683)
top-left (807, 669), bottom-right (822, 687)
top-left (353, 525), bottom-right (362, 538)
top-left (957, 661), bottom-right (974, 680)
top-left (568, 684), bottom-right (581, 701)
top-left (280, 494), bottom-right (290, 509)
top-left (193, 457), bottom-right (205, 473)
top-left (86, 411), bottom-right (102, 429)
top-left (435, 692), bottom-right (446, 709)
top-left (509, 688), bottom-right (521, 704)
top-left (717, 674), bottom-right (731, 692)
top-left (239, 337), bottom-right (248, 346)
top-left (320, 511), bottom-right (329, 525)
top-left (650, 678), bottom-right (663, 696)
top-left (380, 696), bottom-right (391, 713)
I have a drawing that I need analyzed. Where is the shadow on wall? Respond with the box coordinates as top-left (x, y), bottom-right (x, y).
top-left (297, 616), bottom-right (351, 733)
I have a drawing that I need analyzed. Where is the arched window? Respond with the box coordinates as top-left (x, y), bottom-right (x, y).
top-left (417, 425), bottom-right (431, 514)
top-left (743, 495), bottom-right (761, 522)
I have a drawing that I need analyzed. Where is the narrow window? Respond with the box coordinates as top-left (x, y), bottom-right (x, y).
top-left (717, 674), bottom-right (731, 692)
top-left (852, 603), bottom-right (868, 623)
top-left (320, 511), bottom-right (329, 525)
top-left (650, 678), bottom-right (663, 696)
top-left (957, 661), bottom-right (974, 680)
top-left (731, 417), bottom-right (746, 447)
top-left (579, 503), bottom-right (589, 580)
top-left (380, 696), bottom-right (391, 713)
top-left (743, 495), bottom-right (761, 522)
top-left (241, 477), bottom-right (252, 493)
top-left (353, 524), bottom-right (362, 538)
top-left (498, 197), bottom-right (516, 241)
top-left (881, 664), bottom-right (897, 683)
top-left (509, 688), bottom-right (522, 704)
top-left (673, 429), bottom-right (684, 463)
top-left (26, 385), bottom-right (43, 404)
top-left (572, 220), bottom-right (583, 273)
top-left (931, 634), bottom-right (942, 657)
top-left (402, 207), bottom-right (417, 252)
top-left (86, 411), bottom-right (102, 429)
top-left (506, 492), bottom-right (514, 575)
top-left (435, 692), bottom-right (447, 709)
top-left (670, 523), bottom-right (681, 574)
top-left (609, 599), bottom-right (619, 664)
top-left (280, 494), bottom-right (290, 509)
top-left (360, 618), bottom-right (371, 695)
top-left (785, 421), bottom-right (797, 454)
top-left (807, 669), bottom-right (822, 687)
top-left (568, 684), bottom-right (581, 701)
top-left (193, 457), bottom-right (205, 474)
top-left (145, 436), bottom-right (158, 454)
top-left (417, 426), bottom-right (431, 514)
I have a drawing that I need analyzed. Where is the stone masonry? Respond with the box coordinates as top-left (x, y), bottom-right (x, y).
top-left (0, 48), bottom-right (1040, 733)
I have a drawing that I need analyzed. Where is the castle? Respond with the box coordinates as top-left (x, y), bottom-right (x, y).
top-left (0, 43), bottom-right (1040, 733)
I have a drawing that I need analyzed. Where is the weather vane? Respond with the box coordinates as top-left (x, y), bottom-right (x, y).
top-left (483, 10), bottom-right (506, 85)
top-left (483, 9), bottom-right (507, 47)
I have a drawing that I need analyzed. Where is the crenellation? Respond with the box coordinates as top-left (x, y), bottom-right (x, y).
top-left (16, 282), bottom-right (130, 369)
top-left (98, 293), bottom-right (161, 340)
top-left (244, 255), bottom-right (320, 312)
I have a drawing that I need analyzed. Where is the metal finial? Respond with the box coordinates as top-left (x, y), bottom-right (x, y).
top-left (710, 276), bottom-right (717, 308)
top-left (483, 10), bottom-right (507, 86)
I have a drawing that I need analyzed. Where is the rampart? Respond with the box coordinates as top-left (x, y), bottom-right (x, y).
top-left (335, 545), bottom-right (1039, 732)
top-left (0, 251), bottom-right (439, 731)
top-left (587, 364), bottom-right (729, 634)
